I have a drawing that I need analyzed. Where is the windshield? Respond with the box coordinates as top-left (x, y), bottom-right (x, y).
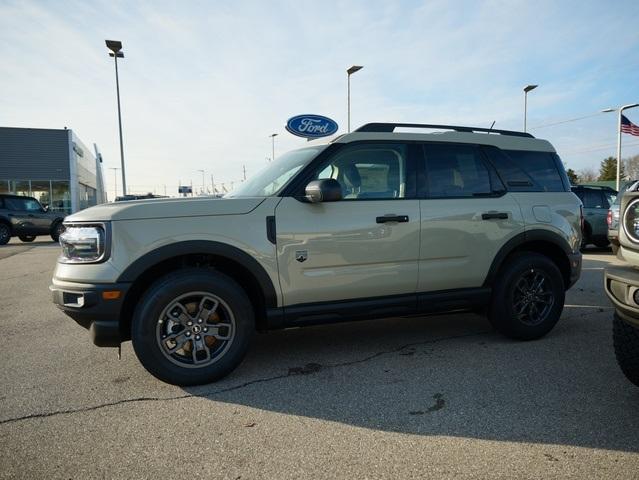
top-left (227, 145), bottom-right (327, 197)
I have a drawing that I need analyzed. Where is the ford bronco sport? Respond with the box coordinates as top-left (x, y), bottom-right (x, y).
top-left (604, 189), bottom-right (639, 387)
top-left (51, 122), bottom-right (582, 385)
top-left (0, 194), bottom-right (65, 245)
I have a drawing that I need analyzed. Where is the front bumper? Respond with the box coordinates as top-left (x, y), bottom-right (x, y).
top-left (604, 265), bottom-right (639, 328)
top-left (50, 279), bottom-right (130, 347)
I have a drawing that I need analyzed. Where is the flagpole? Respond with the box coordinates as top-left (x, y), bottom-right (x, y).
top-left (617, 103), bottom-right (639, 191)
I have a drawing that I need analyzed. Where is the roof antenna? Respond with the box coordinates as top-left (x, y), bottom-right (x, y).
top-left (488, 121), bottom-right (496, 133)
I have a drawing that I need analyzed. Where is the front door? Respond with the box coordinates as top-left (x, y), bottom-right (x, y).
top-left (275, 142), bottom-right (421, 307)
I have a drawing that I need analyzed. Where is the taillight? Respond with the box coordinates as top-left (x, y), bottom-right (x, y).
top-left (607, 209), bottom-right (612, 227)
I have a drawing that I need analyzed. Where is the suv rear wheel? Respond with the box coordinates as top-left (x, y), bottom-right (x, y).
top-left (0, 223), bottom-right (10, 245)
top-left (613, 313), bottom-right (639, 387)
top-left (131, 269), bottom-right (254, 386)
top-left (50, 222), bottom-right (64, 242)
top-left (488, 252), bottom-right (564, 340)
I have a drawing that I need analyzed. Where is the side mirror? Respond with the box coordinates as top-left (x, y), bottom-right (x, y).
top-left (42, 204), bottom-right (49, 212)
top-left (305, 179), bottom-right (342, 203)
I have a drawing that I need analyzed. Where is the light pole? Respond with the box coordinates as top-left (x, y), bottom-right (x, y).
top-left (108, 167), bottom-right (120, 200)
top-left (523, 84), bottom-right (538, 133)
top-left (105, 40), bottom-right (127, 196)
top-left (270, 133), bottom-right (278, 162)
top-left (616, 103), bottom-right (639, 191)
top-left (196, 169), bottom-right (206, 194)
top-left (347, 65), bottom-right (363, 132)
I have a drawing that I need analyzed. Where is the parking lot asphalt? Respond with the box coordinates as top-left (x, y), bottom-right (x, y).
top-left (0, 239), bottom-right (638, 479)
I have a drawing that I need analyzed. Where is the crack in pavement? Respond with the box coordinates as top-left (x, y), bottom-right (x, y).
top-left (0, 330), bottom-right (491, 426)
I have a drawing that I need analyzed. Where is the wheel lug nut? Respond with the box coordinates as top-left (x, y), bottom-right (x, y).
top-left (187, 321), bottom-right (193, 326)
top-left (186, 332), bottom-right (191, 337)
top-left (195, 335), bottom-right (201, 340)
top-left (198, 319), bottom-right (203, 323)
top-left (203, 328), bottom-right (208, 332)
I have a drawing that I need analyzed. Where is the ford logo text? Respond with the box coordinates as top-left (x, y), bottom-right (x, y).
top-left (286, 114), bottom-right (339, 139)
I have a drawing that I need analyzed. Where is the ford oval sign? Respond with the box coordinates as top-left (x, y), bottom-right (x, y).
top-left (286, 114), bottom-right (339, 139)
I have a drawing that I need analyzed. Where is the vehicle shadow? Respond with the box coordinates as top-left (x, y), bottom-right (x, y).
top-left (180, 251), bottom-right (638, 453)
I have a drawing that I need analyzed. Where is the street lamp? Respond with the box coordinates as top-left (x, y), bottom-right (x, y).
top-left (616, 103), bottom-right (639, 190)
top-left (108, 167), bottom-right (120, 200)
top-left (523, 84), bottom-right (538, 133)
top-left (105, 39), bottom-right (127, 196)
top-left (270, 133), bottom-right (278, 162)
top-left (347, 65), bottom-right (363, 133)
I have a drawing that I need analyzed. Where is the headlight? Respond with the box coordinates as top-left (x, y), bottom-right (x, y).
top-left (623, 199), bottom-right (639, 244)
top-left (59, 224), bottom-right (109, 263)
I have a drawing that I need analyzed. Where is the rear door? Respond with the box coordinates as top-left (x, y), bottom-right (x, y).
top-left (417, 142), bottom-right (525, 292)
top-left (275, 142), bottom-right (421, 307)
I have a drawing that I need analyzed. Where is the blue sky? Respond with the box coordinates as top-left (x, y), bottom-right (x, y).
top-left (1, 0), bottom-right (638, 197)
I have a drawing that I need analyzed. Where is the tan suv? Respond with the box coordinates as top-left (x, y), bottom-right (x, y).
top-left (51, 122), bottom-right (583, 385)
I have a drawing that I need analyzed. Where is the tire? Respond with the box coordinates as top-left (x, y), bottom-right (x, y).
top-left (19, 235), bottom-right (36, 242)
top-left (488, 252), bottom-right (565, 340)
top-left (50, 222), bottom-right (65, 242)
top-left (0, 223), bottom-right (10, 245)
top-left (593, 237), bottom-right (610, 248)
top-left (613, 313), bottom-right (639, 387)
top-left (131, 269), bottom-right (254, 386)
top-left (611, 243), bottom-right (619, 255)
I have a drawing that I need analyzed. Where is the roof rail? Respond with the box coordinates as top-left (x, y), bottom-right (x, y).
top-left (354, 122), bottom-right (535, 138)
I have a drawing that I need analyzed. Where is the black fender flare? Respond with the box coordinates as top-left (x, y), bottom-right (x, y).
top-left (483, 229), bottom-right (573, 287)
top-left (116, 240), bottom-right (278, 308)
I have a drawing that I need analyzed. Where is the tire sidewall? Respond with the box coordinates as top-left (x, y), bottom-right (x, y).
top-left (613, 312), bottom-right (639, 387)
top-left (131, 269), bottom-right (254, 386)
top-left (490, 253), bottom-right (565, 340)
top-left (50, 222), bottom-right (64, 242)
top-left (0, 223), bottom-right (10, 245)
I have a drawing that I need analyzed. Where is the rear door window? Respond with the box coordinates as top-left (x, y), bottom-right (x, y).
top-left (422, 143), bottom-right (494, 198)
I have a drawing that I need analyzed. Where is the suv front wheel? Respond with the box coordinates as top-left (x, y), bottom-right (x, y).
top-left (488, 252), bottom-right (564, 340)
top-left (131, 269), bottom-right (254, 386)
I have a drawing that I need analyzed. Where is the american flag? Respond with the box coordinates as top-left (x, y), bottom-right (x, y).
top-left (621, 114), bottom-right (639, 136)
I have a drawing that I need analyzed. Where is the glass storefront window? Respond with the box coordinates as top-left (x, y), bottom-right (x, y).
top-left (51, 181), bottom-right (71, 214)
top-left (31, 180), bottom-right (52, 209)
top-left (10, 180), bottom-right (30, 197)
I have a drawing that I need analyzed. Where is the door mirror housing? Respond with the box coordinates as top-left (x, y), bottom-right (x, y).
top-left (305, 179), bottom-right (342, 203)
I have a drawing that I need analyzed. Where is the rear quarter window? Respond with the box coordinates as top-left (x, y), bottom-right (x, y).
top-left (503, 150), bottom-right (567, 192)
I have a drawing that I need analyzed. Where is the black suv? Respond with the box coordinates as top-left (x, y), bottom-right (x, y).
top-left (0, 194), bottom-right (66, 245)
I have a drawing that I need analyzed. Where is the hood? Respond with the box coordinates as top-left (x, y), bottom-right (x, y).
top-left (66, 197), bottom-right (266, 222)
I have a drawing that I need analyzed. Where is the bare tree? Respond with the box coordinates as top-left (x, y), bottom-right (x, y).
top-left (625, 154), bottom-right (639, 180)
top-left (578, 168), bottom-right (597, 183)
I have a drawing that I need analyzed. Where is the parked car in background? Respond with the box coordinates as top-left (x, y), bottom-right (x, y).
top-left (571, 185), bottom-right (617, 248)
top-left (608, 180), bottom-right (638, 255)
top-left (0, 194), bottom-right (66, 245)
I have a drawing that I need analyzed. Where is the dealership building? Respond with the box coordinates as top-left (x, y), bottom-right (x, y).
top-left (0, 127), bottom-right (107, 214)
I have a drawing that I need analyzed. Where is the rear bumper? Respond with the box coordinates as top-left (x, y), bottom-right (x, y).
top-left (608, 228), bottom-right (619, 245)
top-left (604, 266), bottom-right (639, 328)
top-left (50, 279), bottom-right (130, 347)
top-left (567, 251), bottom-right (582, 289)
